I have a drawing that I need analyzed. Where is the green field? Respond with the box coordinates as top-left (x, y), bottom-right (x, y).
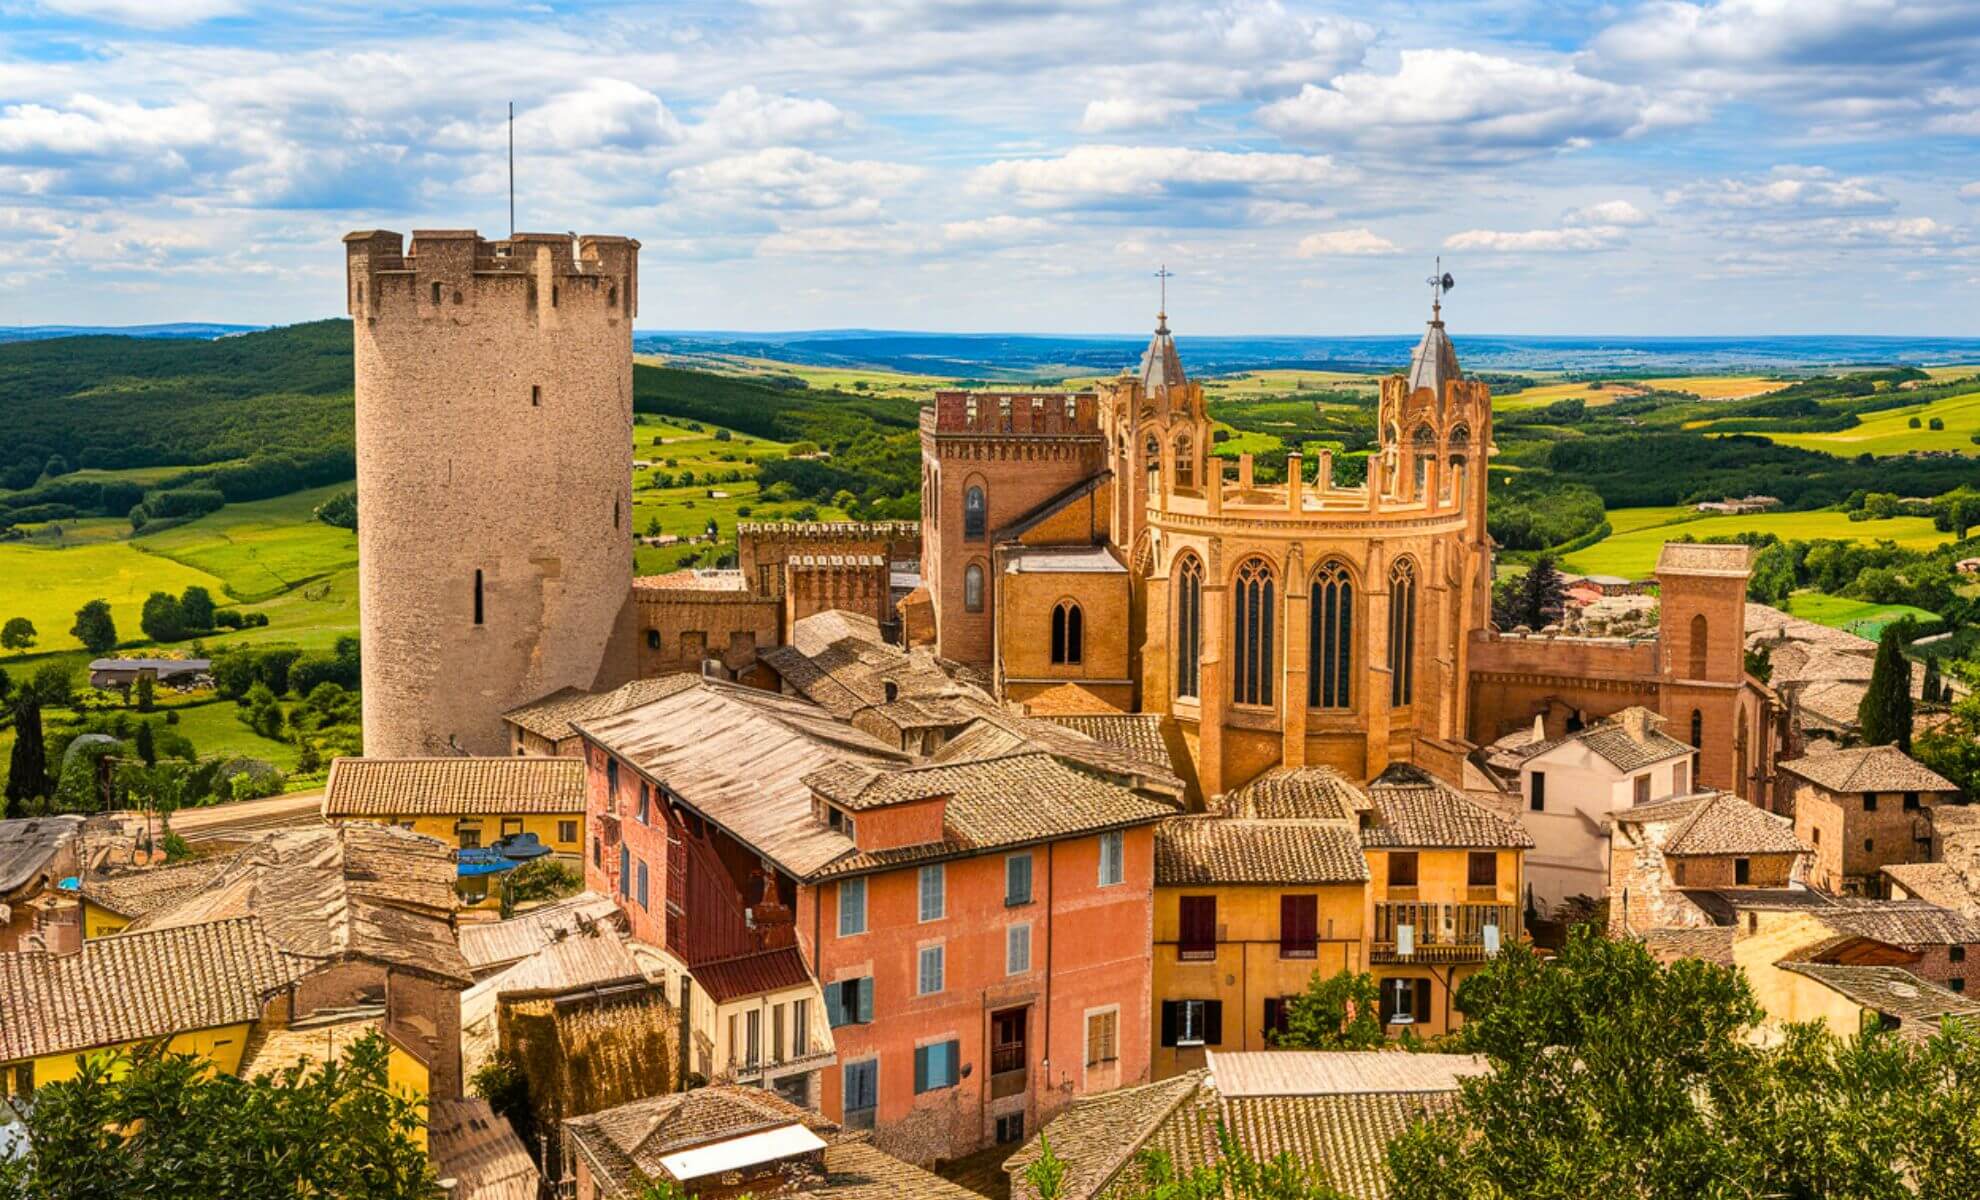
top-left (1494, 380), bottom-right (1647, 412)
top-left (1783, 592), bottom-right (1939, 639)
top-left (630, 415), bottom-right (851, 575)
top-left (0, 540), bottom-right (229, 656)
top-left (1563, 508), bottom-right (1955, 578)
top-left (136, 484), bottom-right (357, 602)
top-left (1758, 389), bottom-right (1980, 457)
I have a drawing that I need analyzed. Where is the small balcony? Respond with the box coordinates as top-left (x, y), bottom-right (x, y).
top-left (1373, 901), bottom-right (1520, 964)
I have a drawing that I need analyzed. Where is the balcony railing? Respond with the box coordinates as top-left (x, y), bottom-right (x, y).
top-left (1373, 902), bottom-right (1520, 963)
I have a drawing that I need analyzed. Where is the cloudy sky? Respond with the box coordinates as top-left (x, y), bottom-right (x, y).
top-left (1, 0), bottom-right (1977, 335)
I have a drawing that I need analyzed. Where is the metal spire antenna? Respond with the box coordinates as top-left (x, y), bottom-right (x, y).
top-left (1426, 256), bottom-right (1454, 322)
top-left (507, 101), bottom-right (515, 239)
top-left (1154, 264), bottom-right (1174, 329)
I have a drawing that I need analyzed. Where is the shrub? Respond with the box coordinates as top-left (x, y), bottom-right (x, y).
top-left (179, 585), bottom-right (216, 632)
top-left (213, 608), bottom-right (245, 630)
top-left (139, 591), bottom-right (188, 643)
top-left (214, 756), bottom-right (283, 800)
top-left (1928, 417), bottom-right (1945, 431)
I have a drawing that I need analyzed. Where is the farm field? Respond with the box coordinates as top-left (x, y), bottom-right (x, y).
top-left (1494, 380), bottom-right (1645, 412)
top-left (631, 415), bottom-right (849, 575)
top-left (1650, 375), bottom-right (1790, 400)
top-left (644, 354), bottom-right (954, 402)
top-left (137, 484), bottom-right (357, 602)
top-left (0, 540), bottom-right (227, 656)
top-left (1562, 508), bottom-right (1954, 579)
top-left (1784, 591), bottom-right (1938, 639)
top-left (1758, 388), bottom-right (1980, 457)
top-left (1202, 369), bottom-right (1379, 399)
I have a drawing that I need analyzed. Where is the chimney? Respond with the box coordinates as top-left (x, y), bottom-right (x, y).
top-left (1620, 707), bottom-right (1650, 741)
top-left (1531, 713), bottom-right (1545, 743)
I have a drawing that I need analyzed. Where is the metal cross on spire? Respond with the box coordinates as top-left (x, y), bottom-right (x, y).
top-left (1425, 256), bottom-right (1455, 321)
top-left (1155, 264), bottom-right (1173, 317)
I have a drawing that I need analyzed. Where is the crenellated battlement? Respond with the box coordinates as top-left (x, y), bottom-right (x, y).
top-left (928, 390), bottom-right (1101, 436)
top-left (343, 228), bottom-right (638, 324)
top-left (736, 521), bottom-right (920, 541)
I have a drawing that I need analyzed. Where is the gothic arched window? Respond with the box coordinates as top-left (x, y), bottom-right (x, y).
top-left (1232, 557), bottom-right (1276, 707)
top-left (1174, 435), bottom-right (1194, 491)
top-left (1175, 554), bottom-right (1203, 699)
top-left (964, 564), bottom-right (985, 612)
top-left (1689, 613), bottom-right (1709, 679)
top-left (1446, 425), bottom-right (1470, 500)
top-left (964, 485), bottom-right (987, 541)
top-left (1388, 558), bottom-right (1418, 706)
top-left (1051, 601), bottom-right (1084, 665)
top-left (1145, 434), bottom-right (1161, 497)
top-left (1309, 560), bottom-right (1354, 709)
top-left (1412, 425), bottom-right (1436, 496)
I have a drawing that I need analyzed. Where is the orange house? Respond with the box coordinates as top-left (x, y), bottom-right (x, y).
top-left (577, 675), bottom-right (1173, 1165)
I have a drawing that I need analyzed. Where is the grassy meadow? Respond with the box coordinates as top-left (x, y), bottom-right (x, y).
top-left (1783, 592), bottom-right (1940, 639)
top-left (1562, 507), bottom-right (1955, 578)
top-left (1757, 388), bottom-right (1980, 458)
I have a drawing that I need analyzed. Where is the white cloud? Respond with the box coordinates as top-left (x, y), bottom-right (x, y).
top-left (697, 86), bottom-right (853, 149)
top-left (1564, 200), bottom-right (1651, 227)
top-left (1079, 97), bottom-right (1197, 134)
top-left (941, 215), bottom-right (1056, 246)
top-left (1444, 226), bottom-right (1630, 253)
top-left (671, 147), bottom-right (922, 225)
top-left (1666, 166), bottom-right (1896, 213)
top-left (0, 96), bottom-right (219, 158)
top-left (1259, 49), bottom-right (1688, 160)
top-left (973, 145), bottom-right (1353, 210)
top-left (1961, 182), bottom-right (1980, 201)
top-left (520, 81), bottom-right (686, 152)
top-left (1295, 228), bottom-right (1399, 257)
top-left (37, 0), bottom-right (241, 28)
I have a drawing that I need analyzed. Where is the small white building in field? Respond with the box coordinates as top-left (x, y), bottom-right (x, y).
top-left (1501, 707), bottom-right (1699, 917)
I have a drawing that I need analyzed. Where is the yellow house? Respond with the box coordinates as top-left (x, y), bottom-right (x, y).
top-left (1727, 909), bottom-right (1980, 1044)
top-left (1361, 766), bottom-right (1531, 1039)
top-left (0, 917), bottom-right (301, 1096)
top-left (1151, 812), bottom-right (1370, 1078)
top-left (324, 756), bottom-right (588, 906)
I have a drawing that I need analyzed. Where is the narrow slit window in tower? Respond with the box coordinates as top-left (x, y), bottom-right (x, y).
top-left (431, 281), bottom-right (442, 306)
top-left (531, 385), bottom-right (542, 407)
top-left (473, 569), bottom-right (485, 626)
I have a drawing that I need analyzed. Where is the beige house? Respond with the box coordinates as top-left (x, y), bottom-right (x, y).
top-left (1498, 707), bottom-right (1698, 917)
top-left (1608, 791), bottom-right (1813, 935)
top-left (1780, 746), bottom-right (1961, 896)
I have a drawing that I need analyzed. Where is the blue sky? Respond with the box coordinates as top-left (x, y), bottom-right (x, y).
top-left (0, 0), bottom-right (1976, 335)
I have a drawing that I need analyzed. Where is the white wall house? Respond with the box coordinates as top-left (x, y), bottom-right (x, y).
top-left (1511, 707), bottom-right (1699, 917)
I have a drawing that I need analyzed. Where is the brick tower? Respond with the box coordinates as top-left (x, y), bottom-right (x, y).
top-left (344, 229), bottom-right (639, 756)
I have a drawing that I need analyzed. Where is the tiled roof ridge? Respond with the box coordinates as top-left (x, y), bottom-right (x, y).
top-left (1087, 1071), bottom-right (1208, 1196)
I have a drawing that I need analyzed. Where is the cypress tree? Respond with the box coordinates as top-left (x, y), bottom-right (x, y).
top-left (1518, 555), bottom-right (1567, 628)
top-left (1921, 656), bottom-right (1943, 706)
top-left (1858, 625), bottom-right (1914, 750)
top-left (6, 693), bottom-right (49, 811)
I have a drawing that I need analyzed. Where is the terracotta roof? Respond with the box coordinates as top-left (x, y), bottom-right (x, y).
top-left (1516, 708), bottom-right (1694, 773)
top-left (458, 892), bottom-right (624, 973)
top-left (1614, 792), bottom-right (1808, 857)
top-left (324, 755), bottom-right (587, 818)
top-left (691, 947), bottom-right (814, 1003)
top-left (1154, 816), bottom-right (1369, 886)
top-left (1745, 603), bottom-right (1875, 654)
top-left (1771, 648), bottom-right (1875, 687)
top-left (1880, 863), bottom-right (1979, 914)
top-left (801, 1141), bottom-right (987, 1200)
top-left (1794, 679), bottom-right (1871, 734)
top-left (0, 816), bottom-right (82, 896)
top-left (1639, 926), bottom-right (1736, 966)
top-left (127, 824), bottom-right (470, 984)
top-left (239, 1009), bottom-right (384, 1079)
top-left (807, 752), bottom-right (1177, 880)
top-left (503, 677), bottom-right (704, 742)
top-left (1818, 905), bottom-right (1980, 947)
top-left (430, 1097), bottom-right (542, 1200)
top-left (1361, 766), bottom-right (1533, 850)
top-left (80, 856), bottom-right (234, 920)
top-left (1777, 963), bottom-right (1980, 1036)
top-left (563, 1084), bottom-right (842, 1197)
top-left (0, 916), bottom-right (307, 1061)
top-left (938, 713), bottom-right (1186, 797)
top-left (632, 568), bottom-right (749, 592)
top-left (1039, 714), bottom-right (1176, 777)
top-left (1009, 1051), bottom-right (1483, 1200)
top-left (1655, 542), bottom-right (1751, 577)
top-left (1225, 766), bottom-right (1366, 821)
top-left (1779, 745), bottom-right (1958, 794)
top-left (577, 677), bottom-right (909, 879)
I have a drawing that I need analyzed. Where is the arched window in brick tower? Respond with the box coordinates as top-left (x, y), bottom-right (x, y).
top-left (1388, 558), bottom-right (1418, 706)
top-left (1145, 435), bottom-right (1161, 497)
top-left (1309, 560), bottom-right (1354, 709)
top-left (1689, 613), bottom-right (1709, 678)
top-left (1174, 435), bottom-right (1195, 491)
top-left (1447, 425), bottom-right (1470, 500)
top-left (1051, 601), bottom-right (1084, 665)
top-left (1232, 557), bottom-right (1276, 707)
top-left (964, 486), bottom-right (987, 541)
top-left (1175, 555), bottom-right (1203, 699)
top-left (473, 569), bottom-right (484, 626)
top-left (964, 563), bottom-right (985, 612)
top-left (1412, 425), bottom-right (1436, 496)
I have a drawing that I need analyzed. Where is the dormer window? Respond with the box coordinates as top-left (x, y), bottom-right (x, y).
top-left (826, 806), bottom-right (856, 841)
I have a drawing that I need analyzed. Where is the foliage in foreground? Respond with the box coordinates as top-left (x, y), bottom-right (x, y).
top-left (0, 1032), bottom-right (437, 1200)
top-left (1385, 927), bottom-right (1980, 1200)
top-left (1026, 1125), bottom-right (1352, 1200)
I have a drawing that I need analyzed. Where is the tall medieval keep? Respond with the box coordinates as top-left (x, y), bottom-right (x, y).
top-left (346, 230), bottom-right (640, 756)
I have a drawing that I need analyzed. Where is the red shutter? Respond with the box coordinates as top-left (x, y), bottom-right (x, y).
top-left (1180, 896), bottom-right (1217, 957)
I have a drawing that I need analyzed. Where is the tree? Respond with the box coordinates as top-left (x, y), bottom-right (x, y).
top-left (1921, 656), bottom-right (1944, 706)
top-left (70, 598), bottom-right (118, 655)
top-left (1275, 968), bottom-right (1385, 1050)
top-left (139, 591), bottom-right (188, 643)
top-left (1, 616), bottom-right (35, 651)
top-left (134, 720), bottom-right (157, 766)
top-left (0, 1034), bottom-right (438, 1198)
top-left (1746, 541), bottom-right (1797, 606)
top-left (1917, 691), bottom-right (1980, 796)
top-left (5, 692), bottom-right (49, 811)
top-left (1858, 623), bottom-right (1915, 750)
top-left (178, 584), bottom-right (217, 632)
top-left (134, 673), bottom-right (155, 713)
top-left (30, 663), bottom-right (72, 707)
top-left (42, 453), bottom-right (69, 478)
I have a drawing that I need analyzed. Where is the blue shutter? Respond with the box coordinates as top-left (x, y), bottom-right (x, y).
top-left (857, 976), bottom-right (875, 1023)
top-left (943, 1039), bottom-right (960, 1087)
top-left (636, 861), bottom-right (649, 909)
top-left (825, 983), bottom-right (846, 1028)
top-left (618, 845), bottom-right (629, 897)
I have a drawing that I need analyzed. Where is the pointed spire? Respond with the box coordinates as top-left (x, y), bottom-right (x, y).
top-left (1406, 257), bottom-right (1461, 395)
top-left (1139, 266), bottom-right (1186, 393)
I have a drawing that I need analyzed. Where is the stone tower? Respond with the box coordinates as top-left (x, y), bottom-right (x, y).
top-left (344, 229), bottom-right (639, 756)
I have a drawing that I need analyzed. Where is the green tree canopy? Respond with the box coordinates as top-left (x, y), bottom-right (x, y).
top-left (0, 617), bottom-right (35, 652)
top-left (139, 591), bottom-right (188, 644)
top-left (1858, 623), bottom-right (1915, 751)
top-left (69, 598), bottom-right (117, 656)
top-left (1274, 968), bottom-right (1385, 1050)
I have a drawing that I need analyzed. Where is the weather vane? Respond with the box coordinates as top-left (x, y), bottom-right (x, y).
top-left (1426, 256), bottom-right (1455, 320)
top-left (1154, 264), bottom-right (1173, 317)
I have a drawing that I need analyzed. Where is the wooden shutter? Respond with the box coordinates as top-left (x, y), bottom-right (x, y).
top-left (1412, 979), bottom-right (1431, 1024)
top-left (1180, 896), bottom-right (1216, 954)
top-left (1204, 1001), bottom-right (1223, 1046)
top-left (1264, 998), bottom-right (1283, 1039)
top-left (1280, 895), bottom-right (1316, 956)
top-left (825, 983), bottom-right (846, 1028)
top-left (914, 1045), bottom-right (930, 1093)
top-left (857, 977), bottom-right (875, 1023)
top-left (1160, 1001), bottom-right (1179, 1047)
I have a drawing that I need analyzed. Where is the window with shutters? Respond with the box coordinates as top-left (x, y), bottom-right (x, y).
top-left (1164, 999), bottom-right (1220, 1047)
top-left (1007, 923), bottom-right (1032, 975)
top-left (1379, 978), bottom-right (1431, 1025)
top-left (1174, 554), bottom-right (1203, 699)
top-left (843, 1059), bottom-right (878, 1129)
top-left (1310, 560), bottom-right (1354, 710)
top-left (1098, 830), bottom-right (1125, 886)
top-left (1467, 852), bottom-right (1498, 888)
top-left (919, 863), bottom-right (945, 921)
top-left (839, 878), bottom-right (867, 936)
top-left (1005, 853), bottom-right (1033, 906)
top-left (1673, 761), bottom-right (1688, 796)
top-left (1178, 896), bottom-right (1217, 960)
top-left (558, 819), bottom-right (578, 845)
top-left (1086, 1009), bottom-right (1118, 1065)
top-left (793, 998), bottom-right (810, 1057)
top-left (1388, 851), bottom-right (1419, 888)
top-left (618, 845), bottom-right (629, 898)
top-left (744, 1009), bottom-right (761, 1068)
top-left (1634, 774), bottom-right (1651, 804)
top-left (1232, 557), bottom-right (1276, 706)
top-left (1530, 771), bottom-right (1546, 812)
top-left (914, 1039), bottom-right (961, 1093)
top-left (1279, 894), bottom-right (1318, 959)
top-left (918, 945), bottom-right (945, 995)
top-left (826, 978), bottom-right (873, 1027)
top-left (636, 859), bottom-right (649, 910)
